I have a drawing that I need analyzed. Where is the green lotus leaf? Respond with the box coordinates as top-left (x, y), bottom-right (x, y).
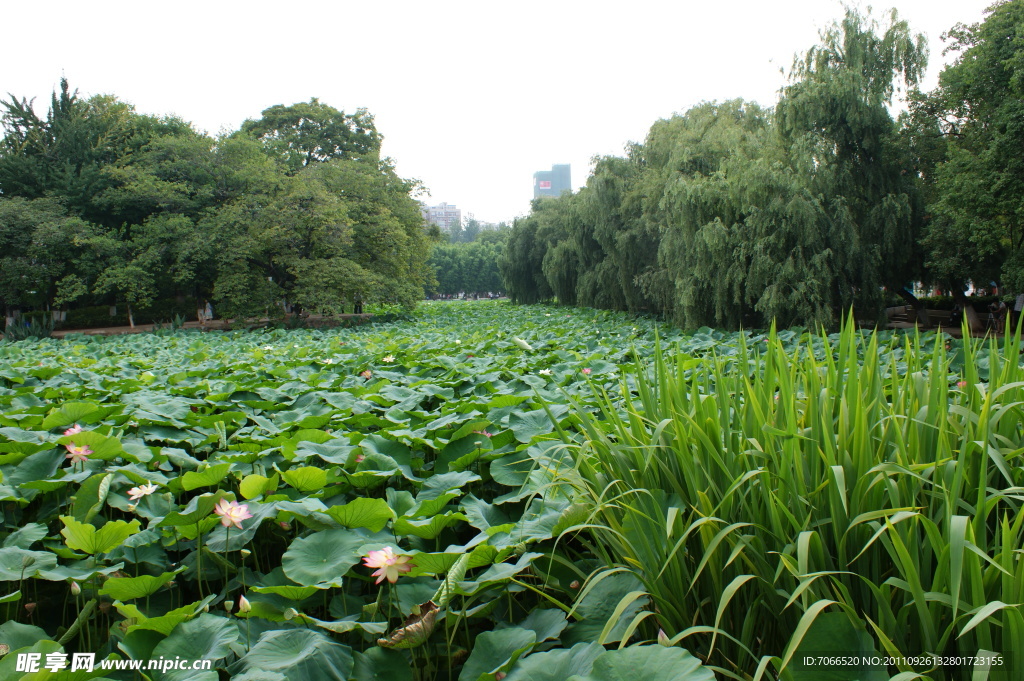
top-left (158, 491), bottom-right (233, 527)
top-left (503, 644), bottom-right (605, 681)
top-left (230, 629), bottom-right (354, 681)
top-left (2, 522), bottom-right (48, 549)
top-left (780, 612), bottom-right (888, 681)
top-left (250, 584), bottom-right (326, 600)
top-left (393, 512), bottom-right (467, 539)
top-left (118, 596), bottom-right (216, 636)
top-left (99, 567), bottom-right (184, 600)
top-left (41, 400), bottom-right (102, 429)
top-left (569, 645), bottom-right (715, 681)
top-left (352, 647), bottom-right (412, 681)
top-left (321, 498), bottom-right (395, 532)
top-left (59, 429), bottom-right (131, 461)
top-left (0, 547), bottom-right (58, 580)
top-left (518, 608), bottom-right (569, 643)
top-left (281, 466), bottom-right (328, 492)
top-left (509, 408), bottom-right (555, 443)
top-left (562, 572), bottom-right (647, 646)
top-left (70, 472), bottom-right (111, 523)
top-left (181, 462), bottom-right (232, 491)
top-left (458, 627), bottom-right (536, 681)
top-left (152, 613), bottom-right (238, 680)
top-left (60, 515), bottom-right (141, 555)
top-left (240, 473), bottom-right (281, 499)
top-left (282, 529), bottom-right (366, 587)
top-left (0, 620), bottom-right (50, 651)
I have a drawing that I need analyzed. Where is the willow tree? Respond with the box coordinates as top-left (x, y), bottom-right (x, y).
top-left (646, 99), bottom-right (792, 328)
top-left (499, 198), bottom-right (573, 304)
top-left (775, 6), bottom-right (928, 324)
top-left (502, 7), bottom-right (926, 330)
top-left (572, 152), bottom-right (662, 313)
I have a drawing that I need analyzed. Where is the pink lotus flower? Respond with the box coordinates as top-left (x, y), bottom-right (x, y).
top-left (957, 380), bottom-right (967, 388)
top-left (65, 444), bottom-right (91, 465)
top-left (214, 499), bottom-right (253, 530)
top-left (472, 430), bottom-right (493, 437)
top-left (127, 483), bottom-right (158, 501)
top-left (360, 370), bottom-right (372, 379)
top-left (355, 453), bottom-right (365, 463)
top-left (64, 424), bottom-right (83, 436)
top-left (581, 367), bottom-right (591, 375)
top-left (363, 546), bottom-right (415, 584)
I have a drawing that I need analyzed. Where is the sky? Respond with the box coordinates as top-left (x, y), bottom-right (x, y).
top-left (1, 0), bottom-right (995, 224)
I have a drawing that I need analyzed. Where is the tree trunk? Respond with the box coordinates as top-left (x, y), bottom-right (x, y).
top-left (127, 303), bottom-right (135, 329)
top-left (894, 288), bottom-right (930, 326)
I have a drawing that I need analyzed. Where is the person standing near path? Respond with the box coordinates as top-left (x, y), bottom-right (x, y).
top-left (204, 301), bottom-right (214, 325)
top-left (989, 299), bottom-right (1008, 333)
top-left (197, 300), bottom-right (206, 328)
top-left (1014, 293), bottom-right (1024, 333)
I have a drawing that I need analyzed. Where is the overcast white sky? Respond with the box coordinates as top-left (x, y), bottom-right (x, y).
top-left (1, 0), bottom-right (994, 224)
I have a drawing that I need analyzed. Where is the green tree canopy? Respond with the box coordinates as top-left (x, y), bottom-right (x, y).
top-left (918, 0), bottom-right (1024, 293)
top-left (239, 99), bottom-right (382, 174)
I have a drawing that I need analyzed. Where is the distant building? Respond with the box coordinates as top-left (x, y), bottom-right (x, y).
top-left (533, 164), bottom-right (571, 199)
top-left (421, 202), bottom-right (462, 231)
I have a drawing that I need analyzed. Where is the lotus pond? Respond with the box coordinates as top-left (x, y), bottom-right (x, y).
top-left (0, 302), bottom-right (1020, 681)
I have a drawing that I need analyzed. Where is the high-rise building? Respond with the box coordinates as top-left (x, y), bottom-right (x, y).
top-left (533, 164), bottom-right (571, 199)
top-left (420, 202), bottom-right (462, 231)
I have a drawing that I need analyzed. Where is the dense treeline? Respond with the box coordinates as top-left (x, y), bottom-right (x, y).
top-left (0, 87), bottom-right (439, 326)
top-left (427, 227), bottom-right (508, 296)
top-left (500, 4), bottom-right (1023, 329)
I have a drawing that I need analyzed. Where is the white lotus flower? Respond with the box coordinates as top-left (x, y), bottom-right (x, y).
top-left (127, 483), bottom-right (158, 501)
top-left (513, 337), bottom-right (533, 351)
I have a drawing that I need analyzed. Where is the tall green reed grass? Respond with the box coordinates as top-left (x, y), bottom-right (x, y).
top-left (557, 321), bottom-right (1024, 680)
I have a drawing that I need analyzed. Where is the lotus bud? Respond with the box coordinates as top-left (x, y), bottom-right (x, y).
top-left (495, 674), bottom-right (506, 681)
top-left (278, 521), bottom-right (291, 531)
top-left (238, 595), bottom-right (252, 614)
top-left (203, 604), bottom-right (210, 613)
top-left (283, 607), bottom-right (298, 620)
top-left (658, 629), bottom-right (671, 647)
top-left (224, 600), bottom-right (234, 613)
top-left (70, 581), bottom-right (81, 596)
